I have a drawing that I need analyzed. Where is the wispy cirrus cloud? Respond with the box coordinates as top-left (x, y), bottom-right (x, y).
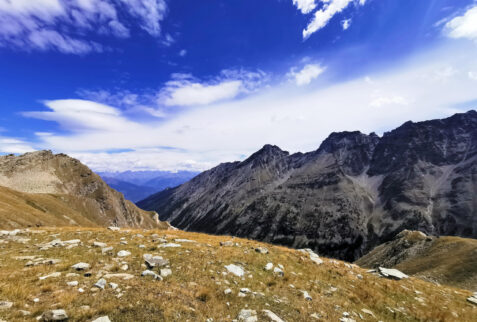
top-left (0, 0), bottom-right (168, 54)
top-left (157, 69), bottom-right (268, 107)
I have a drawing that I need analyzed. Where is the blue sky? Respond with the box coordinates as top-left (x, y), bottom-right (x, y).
top-left (1, 0), bottom-right (477, 171)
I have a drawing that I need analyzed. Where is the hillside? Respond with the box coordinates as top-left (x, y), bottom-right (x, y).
top-left (138, 111), bottom-right (477, 261)
top-left (0, 151), bottom-right (167, 230)
top-left (0, 227), bottom-right (475, 321)
top-left (355, 230), bottom-right (477, 291)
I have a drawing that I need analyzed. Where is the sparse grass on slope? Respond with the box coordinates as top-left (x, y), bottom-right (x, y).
top-left (356, 231), bottom-right (477, 291)
top-left (0, 228), bottom-right (475, 321)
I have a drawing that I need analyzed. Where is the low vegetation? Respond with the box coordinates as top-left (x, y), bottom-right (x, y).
top-left (0, 227), bottom-right (475, 321)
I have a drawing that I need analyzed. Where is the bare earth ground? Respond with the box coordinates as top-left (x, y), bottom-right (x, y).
top-left (0, 227), bottom-right (475, 321)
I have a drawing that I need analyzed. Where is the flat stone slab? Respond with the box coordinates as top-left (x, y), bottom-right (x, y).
top-left (378, 267), bottom-right (409, 280)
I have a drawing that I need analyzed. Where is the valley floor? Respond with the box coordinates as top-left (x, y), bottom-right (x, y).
top-left (0, 227), bottom-right (475, 321)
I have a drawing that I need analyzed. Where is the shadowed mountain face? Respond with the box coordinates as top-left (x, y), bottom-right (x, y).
top-left (138, 111), bottom-right (477, 261)
top-left (0, 151), bottom-right (166, 229)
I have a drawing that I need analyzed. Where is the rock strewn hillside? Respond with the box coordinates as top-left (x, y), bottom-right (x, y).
top-left (355, 230), bottom-right (477, 291)
top-left (0, 227), bottom-right (475, 321)
top-left (138, 111), bottom-right (477, 261)
top-left (0, 151), bottom-right (166, 229)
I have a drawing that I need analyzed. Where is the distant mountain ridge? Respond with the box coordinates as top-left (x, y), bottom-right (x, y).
top-left (98, 170), bottom-right (199, 202)
top-left (138, 110), bottom-right (477, 261)
top-left (0, 151), bottom-right (167, 229)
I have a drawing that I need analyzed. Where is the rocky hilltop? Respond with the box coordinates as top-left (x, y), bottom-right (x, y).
top-left (138, 110), bottom-right (477, 261)
top-left (0, 151), bottom-right (165, 229)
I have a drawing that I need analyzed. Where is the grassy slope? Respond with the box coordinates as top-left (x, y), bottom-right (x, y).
top-left (0, 227), bottom-right (475, 321)
top-left (356, 231), bottom-right (477, 291)
top-left (0, 186), bottom-right (98, 229)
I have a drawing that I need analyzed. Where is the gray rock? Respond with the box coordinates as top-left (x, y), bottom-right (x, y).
top-left (301, 290), bottom-right (312, 301)
top-left (255, 247), bottom-right (269, 254)
top-left (237, 309), bottom-right (258, 322)
top-left (41, 309), bottom-right (68, 321)
top-left (225, 264), bottom-right (244, 277)
top-left (71, 262), bottom-right (90, 271)
top-left (108, 227), bottom-right (120, 231)
top-left (273, 267), bottom-right (284, 276)
top-left (220, 241), bottom-right (234, 247)
top-left (378, 267), bottom-right (409, 280)
top-left (144, 254), bottom-right (169, 268)
top-left (0, 301), bottom-right (13, 310)
top-left (66, 281), bottom-right (78, 286)
top-left (92, 316), bottom-right (111, 322)
top-left (141, 270), bottom-right (163, 280)
top-left (160, 268), bottom-right (172, 277)
top-left (117, 250), bottom-right (131, 257)
top-left (224, 288), bottom-right (232, 295)
top-left (39, 272), bottom-right (61, 280)
top-left (157, 243), bottom-right (181, 248)
top-left (262, 310), bottom-right (285, 322)
top-left (467, 296), bottom-right (477, 305)
top-left (264, 263), bottom-right (273, 271)
top-left (101, 246), bottom-right (113, 254)
top-left (94, 278), bottom-right (107, 289)
top-left (93, 242), bottom-right (107, 248)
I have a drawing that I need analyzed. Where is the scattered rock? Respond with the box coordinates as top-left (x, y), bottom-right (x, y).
top-left (160, 268), bottom-right (172, 277)
top-left (220, 241), bottom-right (234, 247)
top-left (237, 309), bottom-right (258, 322)
top-left (467, 295), bottom-right (477, 305)
top-left (117, 250), bottom-right (131, 257)
top-left (103, 273), bottom-right (134, 280)
top-left (301, 290), bottom-right (312, 301)
top-left (361, 308), bottom-right (375, 317)
top-left (108, 227), bottom-right (120, 231)
top-left (92, 316), bottom-right (111, 322)
top-left (378, 267), bottom-right (409, 280)
top-left (255, 247), bottom-right (269, 254)
top-left (93, 242), bottom-right (107, 248)
top-left (39, 272), bottom-right (61, 280)
top-left (101, 246), bottom-right (114, 254)
top-left (66, 281), bottom-right (78, 287)
top-left (0, 301), bottom-right (13, 310)
top-left (265, 263), bottom-right (274, 271)
top-left (158, 243), bottom-right (181, 248)
top-left (141, 270), bottom-right (163, 280)
top-left (273, 267), bottom-right (284, 276)
top-left (174, 239), bottom-right (196, 243)
top-left (224, 288), bottom-right (232, 295)
top-left (144, 254), bottom-right (169, 268)
top-left (299, 249), bottom-right (323, 265)
top-left (94, 278), bottom-right (107, 290)
top-left (41, 309), bottom-right (68, 321)
top-left (225, 264), bottom-right (244, 277)
top-left (262, 310), bottom-right (285, 322)
top-left (71, 262), bottom-right (90, 271)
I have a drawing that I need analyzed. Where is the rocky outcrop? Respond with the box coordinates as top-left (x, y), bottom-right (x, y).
top-left (0, 151), bottom-right (165, 229)
top-left (138, 111), bottom-right (477, 261)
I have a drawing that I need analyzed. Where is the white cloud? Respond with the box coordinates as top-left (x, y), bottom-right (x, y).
top-left (23, 99), bottom-right (139, 131)
top-left (296, 0), bottom-right (367, 39)
top-left (292, 0), bottom-right (317, 14)
top-left (0, 137), bottom-right (35, 154)
top-left (19, 43), bottom-right (477, 172)
top-left (469, 71), bottom-right (477, 80)
top-left (370, 95), bottom-right (409, 108)
top-left (341, 18), bottom-right (351, 30)
top-left (158, 69), bottom-right (268, 107)
top-left (288, 64), bottom-right (326, 86)
top-left (445, 6), bottom-right (477, 41)
top-left (179, 49), bottom-right (187, 57)
top-left (0, 0), bottom-right (168, 54)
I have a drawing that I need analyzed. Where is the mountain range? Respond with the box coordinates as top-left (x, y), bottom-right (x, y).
top-left (98, 170), bottom-right (199, 202)
top-left (138, 110), bottom-right (477, 261)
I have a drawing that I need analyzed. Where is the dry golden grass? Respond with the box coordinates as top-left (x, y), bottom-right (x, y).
top-left (0, 227), bottom-right (475, 321)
